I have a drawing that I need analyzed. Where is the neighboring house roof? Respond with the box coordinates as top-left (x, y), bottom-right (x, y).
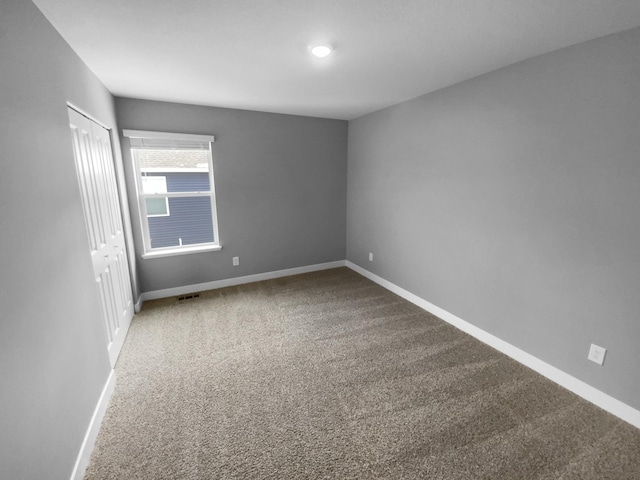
top-left (137, 149), bottom-right (209, 171)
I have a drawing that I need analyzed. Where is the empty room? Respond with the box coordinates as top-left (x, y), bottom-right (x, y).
top-left (2, 1), bottom-right (640, 478)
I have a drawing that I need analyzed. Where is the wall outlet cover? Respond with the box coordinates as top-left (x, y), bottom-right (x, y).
top-left (588, 344), bottom-right (606, 365)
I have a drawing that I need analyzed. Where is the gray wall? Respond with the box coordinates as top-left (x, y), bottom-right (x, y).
top-left (0, 1), bottom-right (129, 478)
top-left (347, 27), bottom-right (640, 410)
top-left (116, 98), bottom-right (348, 293)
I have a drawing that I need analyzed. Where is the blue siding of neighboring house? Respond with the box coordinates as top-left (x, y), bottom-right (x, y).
top-left (145, 172), bottom-right (214, 248)
top-left (165, 172), bottom-right (210, 192)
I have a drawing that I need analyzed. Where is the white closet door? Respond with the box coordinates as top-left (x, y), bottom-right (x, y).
top-left (68, 107), bottom-right (134, 367)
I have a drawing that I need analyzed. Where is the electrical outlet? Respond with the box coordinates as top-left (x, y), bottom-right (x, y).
top-left (588, 344), bottom-right (606, 365)
top-left (369, 252), bottom-right (373, 262)
top-left (232, 256), bottom-right (239, 266)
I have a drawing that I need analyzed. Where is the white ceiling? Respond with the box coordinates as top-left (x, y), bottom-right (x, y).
top-left (33, 0), bottom-right (640, 120)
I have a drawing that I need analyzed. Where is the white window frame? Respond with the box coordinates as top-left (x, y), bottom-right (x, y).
top-left (123, 129), bottom-right (221, 259)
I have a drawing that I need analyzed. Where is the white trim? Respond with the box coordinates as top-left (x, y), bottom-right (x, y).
top-left (346, 261), bottom-right (640, 430)
top-left (66, 102), bottom-right (110, 130)
top-left (139, 260), bottom-right (347, 304)
top-left (123, 129), bottom-right (215, 143)
top-left (141, 244), bottom-right (222, 259)
top-left (134, 295), bottom-right (144, 313)
top-left (141, 167), bottom-right (208, 173)
top-left (207, 146), bottom-right (221, 246)
top-left (70, 369), bottom-right (116, 480)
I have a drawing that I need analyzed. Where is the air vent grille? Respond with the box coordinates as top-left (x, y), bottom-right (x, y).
top-left (178, 293), bottom-right (200, 302)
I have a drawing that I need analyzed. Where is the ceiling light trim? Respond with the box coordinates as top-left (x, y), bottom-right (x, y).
top-left (310, 44), bottom-right (332, 58)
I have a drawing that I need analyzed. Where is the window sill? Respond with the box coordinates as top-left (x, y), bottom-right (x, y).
top-left (141, 244), bottom-right (222, 259)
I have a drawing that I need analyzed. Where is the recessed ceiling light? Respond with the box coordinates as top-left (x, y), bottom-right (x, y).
top-left (310, 44), bottom-right (332, 58)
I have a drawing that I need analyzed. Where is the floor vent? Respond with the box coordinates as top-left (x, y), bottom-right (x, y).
top-left (178, 293), bottom-right (200, 302)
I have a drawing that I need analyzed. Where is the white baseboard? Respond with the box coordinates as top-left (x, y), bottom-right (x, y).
top-left (70, 369), bottom-right (116, 480)
top-left (134, 295), bottom-right (143, 313)
top-left (139, 260), bottom-right (347, 305)
top-left (346, 261), bottom-right (640, 430)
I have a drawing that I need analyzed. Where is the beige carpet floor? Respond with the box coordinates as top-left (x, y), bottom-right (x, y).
top-left (85, 267), bottom-right (640, 479)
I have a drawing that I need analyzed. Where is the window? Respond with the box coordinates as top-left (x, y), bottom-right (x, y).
top-left (123, 130), bottom-right (220, 258)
